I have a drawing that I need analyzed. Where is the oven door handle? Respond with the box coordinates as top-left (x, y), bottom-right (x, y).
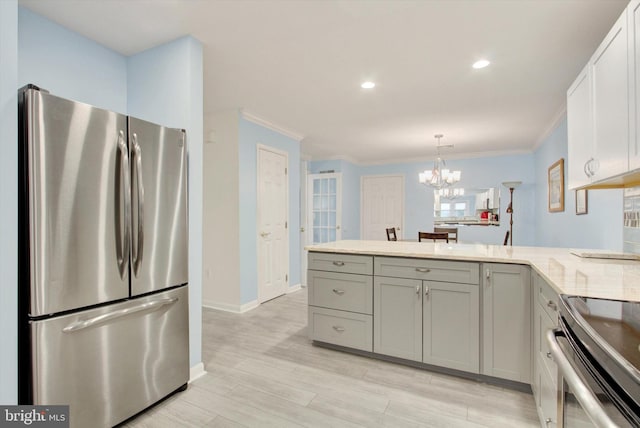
top-left (546, 328), bottom-right (618, 428)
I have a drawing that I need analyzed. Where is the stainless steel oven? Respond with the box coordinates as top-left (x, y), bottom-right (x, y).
top-left (547, 295), bottom-right (640, 427)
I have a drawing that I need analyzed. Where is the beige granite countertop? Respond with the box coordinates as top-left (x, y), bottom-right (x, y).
top-left (305, 240), bottom-right (640, 302)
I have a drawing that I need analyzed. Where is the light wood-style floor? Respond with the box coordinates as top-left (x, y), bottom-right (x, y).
top-left (124, 288), bottom-right (539, 427)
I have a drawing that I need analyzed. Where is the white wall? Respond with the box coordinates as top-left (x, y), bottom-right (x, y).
top-left (0, 0), bottom-right (18, 405)
top-left (127, 36), bottom-right (204, 368)
top-left (203, 110), bottom-right (242, 310)
top-left (18, 7), bottom-right (127, 113)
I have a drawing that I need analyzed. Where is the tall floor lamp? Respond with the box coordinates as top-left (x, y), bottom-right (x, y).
top-left (502, 181), bottom-right (522, 246)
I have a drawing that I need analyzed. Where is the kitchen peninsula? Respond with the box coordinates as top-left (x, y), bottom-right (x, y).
top-left (305, 240), bottom-right (640, 427)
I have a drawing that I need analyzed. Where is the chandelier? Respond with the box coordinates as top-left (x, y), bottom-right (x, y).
top-left (438, 188), bottom-right (465, 199)
top-left (418, 134), bottom-right (461, 189)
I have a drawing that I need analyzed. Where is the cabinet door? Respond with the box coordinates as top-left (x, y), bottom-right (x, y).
top-left (482, 263), bottom-right (531, 383)
top-left (592, 9), bottom-right (629, 180)
top-left (567, 64), bottom-right (594, 189)
top-left (630, 0), bottom-right (640, 171)
top-left (423, 281), bottom-right (479, 373)
top-left (373, 276), bottom-right (422, 361)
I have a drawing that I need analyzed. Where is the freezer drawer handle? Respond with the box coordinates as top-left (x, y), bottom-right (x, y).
top-left (62, 297), bottom-right (178, 333)
top-left (546, 328), bottom-right (617, 428)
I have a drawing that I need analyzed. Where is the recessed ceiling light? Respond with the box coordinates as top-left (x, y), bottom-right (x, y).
top-left (361, 81), bottom-right (376, 89)
top-left (472, 60), bottom-right (490, 69)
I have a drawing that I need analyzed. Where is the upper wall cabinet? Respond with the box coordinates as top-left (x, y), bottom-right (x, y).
top-left (567, 64), bottom-right (594, 189)
top-left (630, 0), bottom-right (640, 171)
top-left (567, 2), bottom-right (636, 189)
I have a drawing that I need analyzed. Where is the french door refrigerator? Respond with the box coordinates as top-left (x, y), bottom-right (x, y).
top-left (18, 85), bottom-right (189, 427)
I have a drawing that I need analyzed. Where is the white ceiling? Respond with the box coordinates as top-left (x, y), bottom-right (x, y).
top-left (20, 0), bottom-right (629, 164)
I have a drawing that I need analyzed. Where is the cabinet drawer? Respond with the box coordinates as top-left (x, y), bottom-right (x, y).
top-left (537, 275), bottom-right (559, 321)
top-left (308, 252), bottom-right (373, 275)
top-left (309, 270), bottom-right (372, 314)
top-left (375, 256), bottom-right (479, 284)
top-left (537, 308), bottom-right (558, 386)
top-left (308, 307), bottom-right (373, 351)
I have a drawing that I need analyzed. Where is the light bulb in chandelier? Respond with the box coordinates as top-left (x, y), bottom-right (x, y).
top-left (419, 135), bottom-right (461, 189)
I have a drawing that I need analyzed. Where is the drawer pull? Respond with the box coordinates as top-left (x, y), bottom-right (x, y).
top-left (415, 267), bottom-right (430, 273)
top-left (332, 261), bottom-right (345, 267)
top-left (332, 326), bottom-right (345, 332)
top-left (416, 285), bottom-right (420, 295)
top-left (545, 418), bottom-right (552, 426)
top-left (425, 286), bottom-right (430, 297)
top-left (332, 288), bottom-right (345, 295)
top-left (547, 300), bottom-right (557, 311)
top-left (546, 352), bottom-right (552, 359)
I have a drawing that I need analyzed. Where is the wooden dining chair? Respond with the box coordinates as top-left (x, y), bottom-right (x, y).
top-left (418, 232), bottom-right (449, 243)
top-left (386, 227), bottom-right (397, 241)
top-left (434, 227), bottom-right (458, 243)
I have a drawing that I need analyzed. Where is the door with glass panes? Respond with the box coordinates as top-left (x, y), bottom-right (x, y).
top-left (307, 173), bottom-right (342, 244)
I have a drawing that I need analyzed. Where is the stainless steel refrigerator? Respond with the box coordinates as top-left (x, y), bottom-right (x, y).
top-left (18, 85), bottom-right (190, 427)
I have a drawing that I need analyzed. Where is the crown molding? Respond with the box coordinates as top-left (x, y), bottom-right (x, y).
top-left (532, 106), bottom-right (567, 152)
top-left (240, 109), bottom-right (304, 142)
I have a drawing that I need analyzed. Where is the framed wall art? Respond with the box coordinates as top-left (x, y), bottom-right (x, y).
top-left (548, 158), bottom-right (564, 212)
top-left (576, 188), bottom-right (588, 215)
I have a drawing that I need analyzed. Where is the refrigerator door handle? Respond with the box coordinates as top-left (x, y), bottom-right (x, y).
top-left (62, 297), bottom-right (178, 333)
top-left (117, 131), bottom-right (131, 280)
top-left (132, 133), bottom-right (145, 277)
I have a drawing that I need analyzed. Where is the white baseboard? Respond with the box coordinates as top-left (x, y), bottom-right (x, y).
top-left (203, 299), bottom-right (259, 313)
top-left (287, 283), bottom-right (302, 293)
top-left (189, 362), bottom-right (206, 383)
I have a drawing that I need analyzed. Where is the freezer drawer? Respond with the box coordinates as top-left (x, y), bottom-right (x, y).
top-left (30, 286), bottom-right (189, 428)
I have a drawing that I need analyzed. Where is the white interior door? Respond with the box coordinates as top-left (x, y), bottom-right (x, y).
top-left (257, 145), bottom-right (289, 303)
top-left (361, 175), bottom-right (404, 240)
top-left (307, 173), bottom-right (342, 244)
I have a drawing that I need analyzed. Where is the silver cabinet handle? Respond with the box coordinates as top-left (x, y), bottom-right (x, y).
top-left (332, 289), bottom-right (345, 295)
top-left (332, 326), bottom-right (345, 332)
top-left (545, 418), bottom-right (552, 426)
top-left (415, 268), bottom-right (430, 273)
top-left (547, 300), bottom-right (557, 311)
top-left (416, 285), bottom-right (420, 295)
top-left (332, 261), bottom-right (345, 266)
top-left (546, 352), bottom-right (552, 359)
top-left (486, 269), bottom-right (491, 279)
top-left (116, 131), bottom-right (131, 280)
top-left (131, 133), bottom-right (144, 277)
top-left (584, 159), bottom-right (591, 178)
top-left (260, 232), bottom-right (271, 237)
top-left (546, 329), bottom-right (617, 427)
top-left (63, 298), bottom-right (178, 333)
top-left (425, 286), bottom-right (429, 297)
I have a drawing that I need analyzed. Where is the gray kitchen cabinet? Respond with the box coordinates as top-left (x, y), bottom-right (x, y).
top-left (373, 257), bottom-right (480, 371)
top-left (482, 263), bottom-right (531, 383)
top-left (307, 252), bottom-right (374, 351)
top-left (308, 306), bottom-right (373, 351)
top-left (531, 271), bottom-right (559, 428)
top-left (373, 276), bottom-right (422, 361)
top-left (423, 280), bottom-right (479, 373)
top-left (374, 256), bottom-right (479, 284)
